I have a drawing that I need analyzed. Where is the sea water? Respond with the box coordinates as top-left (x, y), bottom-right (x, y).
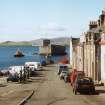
top-left (0, 46), bottom-right (69, 70)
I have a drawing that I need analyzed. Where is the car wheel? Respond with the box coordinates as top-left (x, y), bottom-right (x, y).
top-left (91, 88), bottom-right (95, 94)
top-left (64, 79), bottom-right (67, 83)
top-left (74, 90), bottom-right (77, 95)
top-left (60, 77), bottom-right (62, 80)
top-left (73, 88), bottom-right (74, 93)
top-left (7, 78), bottom-right (9, 82)
top-left (74, 89), bottom-right (77, 95)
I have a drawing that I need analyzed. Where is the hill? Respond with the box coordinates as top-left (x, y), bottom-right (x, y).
top-left (32, 37), bottom-right (71, 46)
top-left (0, 37), bottom-right (78, 46)
top-left (0, 41), bottom-right (32, 46)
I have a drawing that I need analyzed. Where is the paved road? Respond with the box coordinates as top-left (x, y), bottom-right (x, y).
top-left (0, 71), bottom-right (42, 105)
top-left (25, 65), bottom-right (105, 105)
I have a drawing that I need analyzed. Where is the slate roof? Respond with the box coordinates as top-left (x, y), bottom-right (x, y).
top-left (87, 26), bottom-right (105, 33)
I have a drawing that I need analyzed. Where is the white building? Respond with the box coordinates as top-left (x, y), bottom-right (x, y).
top-left (100, 31), bottom-right (105, 83)
top-left (69, 37), bottom-right (79, 68)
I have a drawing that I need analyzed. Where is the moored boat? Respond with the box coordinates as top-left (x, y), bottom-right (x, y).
top-left (14, 49), bottom-right (24, 57)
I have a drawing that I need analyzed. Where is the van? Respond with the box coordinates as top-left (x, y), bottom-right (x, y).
top-left (25, 62), bottom-right (42, 71)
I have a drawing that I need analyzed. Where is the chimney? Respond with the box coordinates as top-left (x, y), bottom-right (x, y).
top-left (89, 21), bottom-right (97, 30)
top-left (98, 19), bottom-right (100, 27)
top-left (99, 10), bottom-right (105, 26)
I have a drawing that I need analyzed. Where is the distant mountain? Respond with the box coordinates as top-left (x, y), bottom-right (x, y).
top-left (0, 37), bottom-right (77, 46)
top-left (32, 37), bottom-right (71, 46)
top-left (0, 41), bottom-right (32, 46)
top-left (51, 37), bottom-right (70, 45)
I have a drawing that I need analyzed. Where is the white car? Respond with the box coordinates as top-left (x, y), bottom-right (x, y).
top-left (25, 62), bottom-right (42, 71)
top-left (57, 64), bottom-right (68, 75)
top-left (8, 66), bottom-right (24, 75)
top-left (60, 70), bottom-right (68, 80)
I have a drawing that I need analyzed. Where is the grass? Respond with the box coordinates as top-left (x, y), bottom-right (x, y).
top-left (0, 41), bottom-right (32, 46)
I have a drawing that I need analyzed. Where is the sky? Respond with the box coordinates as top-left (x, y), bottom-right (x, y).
top-left (0, 0), bottom-right (105, 41)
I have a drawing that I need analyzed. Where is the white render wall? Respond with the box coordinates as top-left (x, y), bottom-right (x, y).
top-left (70, 38), bottom-right (73, 66)
top-left (101, 45), bottom-right (105, 81)
top-left (39, 46), bottom-right (51, 55)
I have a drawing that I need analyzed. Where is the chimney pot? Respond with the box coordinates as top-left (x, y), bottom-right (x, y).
top-left (89, 21), bottom-right (97, 30)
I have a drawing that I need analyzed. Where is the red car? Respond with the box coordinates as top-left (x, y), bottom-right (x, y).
top-left (70, 69), bottom-right (84, 86)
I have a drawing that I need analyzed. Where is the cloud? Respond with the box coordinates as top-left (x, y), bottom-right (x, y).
top-left (33, 22), bottom-right (71, 38)
top-left (38, 22), bottom-right (66, 32)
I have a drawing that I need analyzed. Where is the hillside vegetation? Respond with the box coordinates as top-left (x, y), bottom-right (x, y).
top-left (0, 41), bottom-right (32, 46)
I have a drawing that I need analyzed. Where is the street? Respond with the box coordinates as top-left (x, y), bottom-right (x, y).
top-left (25, 65), bottom-right (105, 105)
top-left (0, 64), bottom-right (105, 105)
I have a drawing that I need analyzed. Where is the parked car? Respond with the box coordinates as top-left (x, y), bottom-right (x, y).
top-left (57, 64), bottom-right (68, 75)
top-left (7, 66), bottom-right (24, 82)
top-left (73, 77), bottom-right (95, 95)
top-left (60, 70), bottom-right (68, 80)
top-left (7, 73), bottom-right (19, 82)
top-left (64, 73), bottom-right (71, 83)
top-left (41, 61), bottom-right (46, 66)
top-left (70, 70), bottom-right (84, 86)
top-left (25, 62), bottom-right (42, 71)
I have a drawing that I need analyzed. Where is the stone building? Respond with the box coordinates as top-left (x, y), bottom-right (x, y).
top-left (83, 26), bottom-right (101, 82)
top-left (76, 35), bottom-right (85, 72)
top-left (99, 11), bottom-right (105, 84)
top-left (71, 10), bottom-right (105, 83)
top-left (32, 39), bottom-right (66, 56)
top-left (79, 10), bottom-right (105, 82)
top-left (69, 37), bottom-right (80, 68)
top-left (100, 29), bottom-right (105, 84)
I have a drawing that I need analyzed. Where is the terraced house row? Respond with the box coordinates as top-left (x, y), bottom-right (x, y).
top-left (70, 10), bottom-right (105, 85)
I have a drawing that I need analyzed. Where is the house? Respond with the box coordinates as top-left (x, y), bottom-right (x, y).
top-left (99, 11), bottom-right (105, 84)
top-left (78, 10), bottom-right (105, 83)
top-left (39, 39), bottom-right (51, 55)
top-left (76, 35), bottom-right (85, 72)
top-left (100, 30), bottom-right (105, 84)
top-left (69, 37), bottom-right (80, 68)
top-left (32, 39), bottom-right (66, 56)
top-left (83, 25), bottom-right (101, 82)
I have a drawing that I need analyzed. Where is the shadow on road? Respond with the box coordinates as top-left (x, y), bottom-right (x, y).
top-left (95, 89), bottom-right (105, 95)
top-left (41, 69), bottom-right (50, 71)
top-left (79, 89), bottom-right (105, 95)
top-left (0, 84), bottom-right (7, 87)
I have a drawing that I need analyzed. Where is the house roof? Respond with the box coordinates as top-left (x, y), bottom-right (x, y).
top-left (87, 27), bottom-right (100, 33)
top-left (101, 26), bottom-right (105, 33)
top-left (87, 26), bottom-right (105, 34)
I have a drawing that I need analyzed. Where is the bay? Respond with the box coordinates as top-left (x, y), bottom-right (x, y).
top-left (0, 46), bottom-right (69, 70)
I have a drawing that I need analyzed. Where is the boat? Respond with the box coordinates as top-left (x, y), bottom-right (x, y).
top-left (14, 49), bottom-right (24, 57)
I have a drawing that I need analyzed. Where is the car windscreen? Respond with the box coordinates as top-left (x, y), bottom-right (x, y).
top-left (60, 66), bottom-right (67, 68)
top-left (60, 66), bottom-right (64, 68)
top-left (78, 78), bottom-right (93, 84)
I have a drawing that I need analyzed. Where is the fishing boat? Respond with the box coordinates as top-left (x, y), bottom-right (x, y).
top-left (14, 49), bottom-right (24, 57)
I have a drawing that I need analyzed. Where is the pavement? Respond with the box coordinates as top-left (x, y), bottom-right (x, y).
top-left (0, 64), bottom-right (105, 105)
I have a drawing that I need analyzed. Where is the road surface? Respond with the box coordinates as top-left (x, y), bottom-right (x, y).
top-left (25, 65), bottom-right (105, 105)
